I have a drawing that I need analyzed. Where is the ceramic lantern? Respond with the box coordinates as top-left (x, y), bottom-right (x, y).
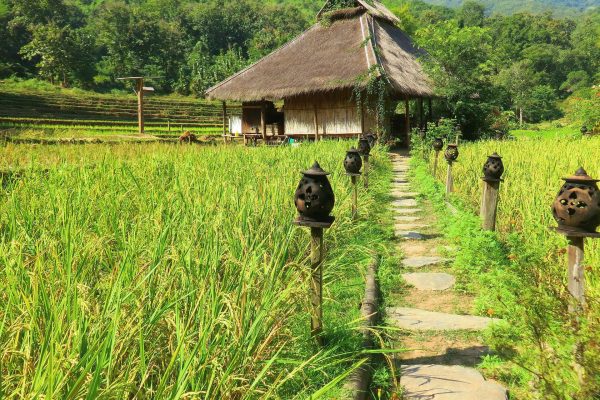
top-left (581, 126), bottom-right (588, 135)
top-left (358, 138), bottom-right (371, 157)
top-left (552, 167), bottom-right (600, 234)
top-left (366, 133), bottom-right (377, 148)
top-left (294, 162), bottom-right (335, 223)
top-left (343, 148), bottom-right (362, 175)
top-left (432, 138), bottom-right (444, 152)
top-left (444, 144), bottom-right (459, 163)
top-left (483, 152), bottom-right (504, 181)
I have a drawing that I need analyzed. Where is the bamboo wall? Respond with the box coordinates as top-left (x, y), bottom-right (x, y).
top-left (284, 90), bottom-right (377, 136)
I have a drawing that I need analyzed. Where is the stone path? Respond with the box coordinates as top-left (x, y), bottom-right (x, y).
top-left (387, 152), bottom-right (507, 400)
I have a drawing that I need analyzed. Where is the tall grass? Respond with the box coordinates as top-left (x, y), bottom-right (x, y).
top-left (0, 141), bottom-right (393, 398)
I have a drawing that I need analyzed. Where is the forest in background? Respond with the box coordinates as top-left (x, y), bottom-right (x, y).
top-left (0, 0), bottom-right (598, 136)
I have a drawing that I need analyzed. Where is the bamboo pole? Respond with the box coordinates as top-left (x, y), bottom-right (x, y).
top-left (222, 101), bottom-right (227, 144)
top-left (310, 227), bottom-right (324, 345)
top-left (433, 151), bottom-right (440, 177)
top-left (364, 156), bottom-right (369, 189)
top-left (261, 101), bottom-right (267, 142)
top-left (136, 78), bottom-right (144, 134)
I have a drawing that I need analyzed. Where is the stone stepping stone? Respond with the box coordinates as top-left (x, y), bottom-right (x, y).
top-left (394, 208), bottom-right (421, 215)
top-left (392, 192), bottom-right (419, 199)
top-left (401, 364), bottom-right (508, 400)
top-left (395, 216), bottom-right (420, 222)
top-left (393, 198), bottom-right (418, 208)
top-left (395, 223), bottom-right (429, 230)
top-left (387, 307), bottom-right (498, 331)
top-left (403, 256), bottom-right (447, 268)
top-left (402, 272), bottom-right (455, 291)
top-left (397, 231), bottom-right (425, 240)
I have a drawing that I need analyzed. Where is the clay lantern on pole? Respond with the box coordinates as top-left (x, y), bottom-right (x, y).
top-left (344, 148), bottom-right (362, 220)
top-left (432, 138), bottom-right (444, 152)
top-left (294, 161), bottom-right (335, 224)
top-left (581, 126), bottom-right (588, 135)
top-left (358, 138), bottom-right (371, 158)
top-left (482, 153), bottom-right (504, 182)
top-left (444, 144), bottom-right (459, 163)
top-left (365, 133), bottom-right (377, 149)
top-left (552, 167), bottom-right (600, 235)
top-left (344, 148), bottom-right (363, 175)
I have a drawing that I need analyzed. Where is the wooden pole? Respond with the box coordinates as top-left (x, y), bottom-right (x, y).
top-left (310, 227), bottom-right (324, 345)
top-left (405, 98), bottom-right (410, 148)
top-left (313, 104), bottom-right (319, 142)
top-left (480, 180), bottom-right (501, 231)
top-left (567, 235), bottom-right (585, 385)
top-left (351, 175), bottom-right (358, 220)
top-left (567, 236), bottom-right (585, 311)
top-left (433, 151), bottom-right (440, 177)
top-left (364, 156), bottom-right (369, 189)
top-left (446, 162), bottom-right (453, 195)
top-left (419, 98), bottom-right (424, 131)
top-left (136, 78), bottom-right (144, 134)
top-left (428, 98), bottom-right (433, 125)
top-left (222, 101), bottom-right (227, 143)
top-left (261, 101), bottom-right (267, 142)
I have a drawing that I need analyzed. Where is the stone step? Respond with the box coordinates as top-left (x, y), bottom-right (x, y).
top-left (392, 199), bottom-right (418, 208)
top-left (402, 272), bottom-right (455, 291)
top-left (403, 256), bottom-right (447, 268)
top-left (395, 216), bottom-right (421, 223)
top-left (401, 364), bottom-right (508, 400)
top-left (391, 192), bottom-right (419, 199)
top-left (395, 223), bottom-right (430, 230)
top-left (387, 307), bottom-right (498, 331)
top-left (397, 231), bottom-right (426, 240)
top-left (394, 208), bottom-right (421, 215)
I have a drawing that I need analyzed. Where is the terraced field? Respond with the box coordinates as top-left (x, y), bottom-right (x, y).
top-left (0, 87), bottom-right (240, 138)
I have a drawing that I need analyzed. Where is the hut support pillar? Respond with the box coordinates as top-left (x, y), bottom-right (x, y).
top-left (261, 101), bottom-right (267, 141)
top-left (419, 98), bottom-right (424, 131)
top-left (313, 104), bottom-right (319, 141)
top-left (428, 98), bottom-right (433, 125)
top-left (405, 98), bottom-right (410, 147)
top-left (360, 102), bottom-right (365, 136)
top-left (222, 101), bottom-right (227, 143)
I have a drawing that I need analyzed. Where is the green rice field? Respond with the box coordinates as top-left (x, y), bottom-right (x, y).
top-left (0, 141), bottom-right (394, 399)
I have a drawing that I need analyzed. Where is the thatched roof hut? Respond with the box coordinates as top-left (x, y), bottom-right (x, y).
top-left (207, 0), bottom-right (434, 146)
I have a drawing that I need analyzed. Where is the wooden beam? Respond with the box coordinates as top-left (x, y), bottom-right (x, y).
top-left (360, 102), bottom-right (365, 135)
top-left (428, 98), bottom-right (433, 124)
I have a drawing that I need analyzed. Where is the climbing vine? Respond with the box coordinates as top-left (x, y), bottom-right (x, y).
top-left (353, 64), bottom-right (394, 140)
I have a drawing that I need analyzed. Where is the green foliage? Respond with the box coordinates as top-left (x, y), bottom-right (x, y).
top-left (525, 85), bottom-right (561, 123)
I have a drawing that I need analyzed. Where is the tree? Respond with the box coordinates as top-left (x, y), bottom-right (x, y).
top-left (524, 85), bottom-right (560, 122)
top-left (458, 0), bottom-right (485, 27)
top-left (495, 60), bottom-right (538, 125)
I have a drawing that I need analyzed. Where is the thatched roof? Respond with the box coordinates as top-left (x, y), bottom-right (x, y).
top-left (205, 2), bottom-right (433, 101)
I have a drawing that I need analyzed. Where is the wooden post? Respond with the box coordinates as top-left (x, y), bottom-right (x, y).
top-left (433, 150), bottom-right (440, 177)
top-left (364, 155), bottom-right (369, 189)
top-left (567, 236), bottom-right (585, 311)
top-left (419, 98), bottom-right (424, 131)
top-left (446, 162), bottom-right (453, 195)
top-left (480, 180), bottom-right (501, 231)
top-left (310, 227), bottom-right (324, 345)
top-left (261, 101), bottom-right (267, 142)
top-left (427, 98), bottom-right (433, 125)
top-left (222, 101), bottom-right (227, 143)
top-left (351, 175), bottom-right (358, 220)
top-left (360, 102), bottom-right (365, 135)
top-left (313, 104), bottom-right (319, 142)
top-left (404, 98), bottom-right (410, 147)
top-left (136, 78), bottom-right (144, 134)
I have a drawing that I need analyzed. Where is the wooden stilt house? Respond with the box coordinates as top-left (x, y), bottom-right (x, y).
top-left (206, 0), bottom-right (434, 146)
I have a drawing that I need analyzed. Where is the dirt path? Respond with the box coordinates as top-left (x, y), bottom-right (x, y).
top-left (387, 151), bottom-right (508, 400)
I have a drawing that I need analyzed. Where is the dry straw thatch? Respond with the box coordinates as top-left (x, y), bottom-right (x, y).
top-left (206, 1), bottom-right (433, 101)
